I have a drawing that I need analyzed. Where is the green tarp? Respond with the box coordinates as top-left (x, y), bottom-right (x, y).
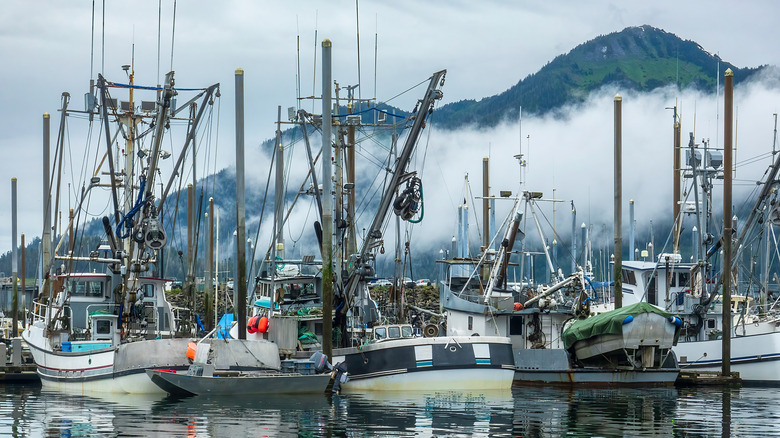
top-left (562, 302), bottom-right (673, 350)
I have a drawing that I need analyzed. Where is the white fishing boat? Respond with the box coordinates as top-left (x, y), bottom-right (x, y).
top-left (618, 71), bottom-right (780, 384)
top-left (22, 68), bottom-right (283, 394)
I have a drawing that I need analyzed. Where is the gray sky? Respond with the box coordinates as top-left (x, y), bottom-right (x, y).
top-left (2, 0), bottom-right (779, 265)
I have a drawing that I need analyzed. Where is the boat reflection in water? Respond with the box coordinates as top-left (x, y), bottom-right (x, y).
top-left (5, 384), bottom-right (780, 436)
top-left (330, 390), bottom-right (514, 436)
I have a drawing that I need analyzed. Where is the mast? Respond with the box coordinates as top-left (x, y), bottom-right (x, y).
top-left (235, 68), bottom-right (247, 340)
top-left (673, 106), bottom-right (681, 253)
top-left (321, 39), bottom-right (334, 359)
top-left (274, 105), bottom-right (285, 260)
top-left (41, 113), bottom-right (51, 298)
top-left (613, 93), bottom-right (623, 309)
top-left (722, 68), bottom-right (733, 375)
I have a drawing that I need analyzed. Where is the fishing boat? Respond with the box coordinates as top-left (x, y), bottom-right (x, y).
top-left (22, 69), bottom-right (281, 394)
top-left (146, 351), bottom-right (332, 397)
top-left (308, 66), bottom-right (515, 391)
top-left (440, 178), bottom-right (681, 385)
top-left (146, 369), bottom-right (331, 397)
top-left (616, 71), bottom-right (780, 384)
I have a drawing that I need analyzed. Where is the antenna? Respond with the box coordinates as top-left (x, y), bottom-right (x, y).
top-left (773, 113), bottom-right (778, 161)
top-left (374, 13), bottom-right (378, 124)
top-left (355, 0), bottom-right (362, 105)
top-left (312, 10), bottom-right (318, 113)
top-left (170, 0), bottom-right (177, 72)
top-left (157, 0), bottom-right (161, 84)
top-left (296, 16), bottom-right (301, 111)
top-left (101, 0), bottom-right (105, 75)
top-left (716, 56), bottom-right (720, 149)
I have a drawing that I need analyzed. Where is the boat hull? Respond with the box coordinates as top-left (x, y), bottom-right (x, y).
top-left (23, 323), bottom-right (192, 394)
top-left (23, 320), bottom-right (286, 395)
top-left (513, 347), bottom-right (678, 386)
top-left (146, 369), bottom-right (332, 396)
top-left (333, 336), bottom-right (515, 392)
top-left (675, 330), bottom-right (780, 383)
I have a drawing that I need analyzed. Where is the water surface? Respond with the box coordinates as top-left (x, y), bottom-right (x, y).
top-left (0, 383), bottom-right (777, 437)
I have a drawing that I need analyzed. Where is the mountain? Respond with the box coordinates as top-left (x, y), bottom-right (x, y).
top-left (433, 25), bottom-right (765, 129)
top-left (0, 25), bottom-right (773, 281)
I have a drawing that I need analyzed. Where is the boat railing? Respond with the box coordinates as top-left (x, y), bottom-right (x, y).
top-left (28, 301), bottom-right (73, 330)
top-left (29, 300), bottom-right (48, 322)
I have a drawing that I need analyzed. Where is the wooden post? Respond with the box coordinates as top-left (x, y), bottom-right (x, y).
top-left (722, 68), bottom-right (734, 376)
top-left (321, 39), bottom-right (334, 358)
top-left (235, 68), bottom-right (247, 340)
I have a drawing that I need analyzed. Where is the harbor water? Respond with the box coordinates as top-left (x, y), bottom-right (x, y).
top-left (1, 383), bottom-right (779, 437)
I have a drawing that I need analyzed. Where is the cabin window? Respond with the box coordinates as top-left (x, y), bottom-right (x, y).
top-left (401, 326), bottom-right (413, 338)
top-left (142, 284), bottom-right (155, 298)
top-left (621, 270), bottom-right (637, 286)
top-left (468, 316), bottom-right (473, 331)
top-left (707, 319), bottom-right (716, 329)
top-left (677, 272), bottom-right (690, 288)
top-left (95, 320), bottom-right (111, 335)
top-left (388, 326), bottom-right (401, 339)
top-left (71, 280), bottom-right (104, 298)
top-left (374, 327), bottom-right (387, 339)
top-left (314, 322), bottom-right (323, 336)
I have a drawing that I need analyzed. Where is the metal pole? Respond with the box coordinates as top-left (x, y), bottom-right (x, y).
top-left (673, 115), bottom-right (681, 253)
top-left (20, 233), bottom-right (25, 331)
top-left (613, 94), bottom-right (623, 309)
top-left (347, 124), bottom-right (357, 257)
top-left (11, 178), bottom-right (18, 337)
top-left (235, 68), bottom-right (248, 340)
top-left (571, 205), bottom-right (576, 273)
top-left (186, 183), bottom-right (195, 333)
top-left (581, 223), bottom-right (587, 269)
top-left (275, 105), bottom-right (285, 260)
top-left (42, 113), bottom-right (51, 299)
top-left (629, 200), bottom-right (635, 261)
top-left (321, 39), bottom-right (334, 358)
top-left (722, 68), bottom-right (734, 375)
top-left (206, 197), bottom-right (214, 331)
top-left (483, 157), bottom-right (490, 250)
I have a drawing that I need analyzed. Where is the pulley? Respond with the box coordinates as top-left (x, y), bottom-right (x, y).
top-left (393, 177), bottom-right (423, 221)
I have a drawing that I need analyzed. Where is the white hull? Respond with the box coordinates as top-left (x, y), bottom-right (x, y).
top-left (675, 330), bottom-right (780, 383)
top-left (339, 367), bottom-right (516, 392)
top-left (334, 335), bottom-right (516, 392)
top-left (23, 322), bottom-right (191, 394)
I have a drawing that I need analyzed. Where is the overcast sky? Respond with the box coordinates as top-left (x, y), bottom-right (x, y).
top-left (2, 0), bottom-right (780, 270)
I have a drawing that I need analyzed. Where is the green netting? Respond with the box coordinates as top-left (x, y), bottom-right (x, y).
top-left (562, 301), bottom-right (673, 350)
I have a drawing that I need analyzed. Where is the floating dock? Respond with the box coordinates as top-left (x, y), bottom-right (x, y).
top-left (676, 370), bottom-right (741, 386)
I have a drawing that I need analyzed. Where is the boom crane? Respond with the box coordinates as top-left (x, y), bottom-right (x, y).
top-left (339, 69), bottom-right (446, 333)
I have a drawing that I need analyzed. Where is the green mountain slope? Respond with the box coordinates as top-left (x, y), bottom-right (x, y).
top-left (434, 25), bottom-right (765, 129)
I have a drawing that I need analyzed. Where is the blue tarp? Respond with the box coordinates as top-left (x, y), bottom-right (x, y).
top-left (216, 314), bottom-right (234, 339)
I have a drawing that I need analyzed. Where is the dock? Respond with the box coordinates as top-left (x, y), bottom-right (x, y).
top-left (0, 338), bottom-right (39, 383)
top-left (676, 370), bottom-right (741, 386)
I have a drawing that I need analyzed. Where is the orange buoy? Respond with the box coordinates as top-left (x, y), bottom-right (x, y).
top-left (186, 342), bottom-right (197, 360)
top-left (257, 316), bottom-right (269, 333)
top-left (247, 315), bottom-right (260, 333)
top-left (513, 302), bottom-right (524, 311)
